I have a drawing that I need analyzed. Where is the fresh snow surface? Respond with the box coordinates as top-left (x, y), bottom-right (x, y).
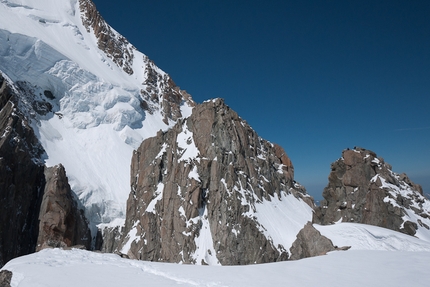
top-left (0, 0), bottom-right (193, 232)
top-left (315, 222), bottom-right (430, 251)
top-left (3, 248), bottom-right (430, 287)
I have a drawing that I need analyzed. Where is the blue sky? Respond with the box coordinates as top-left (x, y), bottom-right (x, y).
top-left (93, 0), bottom-right (430, 199)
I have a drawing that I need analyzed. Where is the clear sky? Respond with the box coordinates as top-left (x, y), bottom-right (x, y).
top-left (93, 0), bottom-right (430, 200)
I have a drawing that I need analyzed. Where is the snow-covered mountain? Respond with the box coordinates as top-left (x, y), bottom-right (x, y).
top-left (1, 0), bottom-right (430, 277)
top-left (0, 0), bottom-right (317, 265)
top-left (0, 0), bottom-right (193, 233)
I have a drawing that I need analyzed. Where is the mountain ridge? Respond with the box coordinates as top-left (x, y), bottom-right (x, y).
top-left (0, 0), bottom-right (429, 270)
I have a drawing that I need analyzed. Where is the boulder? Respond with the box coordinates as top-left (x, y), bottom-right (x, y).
top-left (289, 222), bottom-right (336, 260)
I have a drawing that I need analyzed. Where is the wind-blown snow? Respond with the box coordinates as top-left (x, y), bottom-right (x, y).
top-left (0, 0), bottom-right (193, 233)
top-left (3, 248), bottom-right (430, 287)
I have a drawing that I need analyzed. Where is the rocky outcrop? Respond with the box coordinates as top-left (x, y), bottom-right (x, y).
top-left (36, 164), bottom-right (92, 251)
top-left (79, 0), bottom-right (135, 75)
top-left (289, 222), bottom-right (336, 260)
top-left (0, 74), bottom-right (45, 267)
top-left (313, 147), bottom-right (430, 237)
top-left (108, 98), bottom-right (313, 265)
top-left (0, 270), bottom-right (12, 287)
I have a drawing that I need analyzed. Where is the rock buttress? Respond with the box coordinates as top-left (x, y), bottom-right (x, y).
top-left (116, 98), bottom-right (314, 265)
top-left (313, 147), bottom-right (430, 237)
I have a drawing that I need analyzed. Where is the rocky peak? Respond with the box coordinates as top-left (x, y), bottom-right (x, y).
top-left (313, 147), bottom-right (430, 237)
top-left (140, 57), bottom-right (195, 124)
top-left (103, 98), bottom-right (313, 265)
top-left (79, 0), bottom-right (135, 75)
top-left (37, 164), bottom-right (92, 251)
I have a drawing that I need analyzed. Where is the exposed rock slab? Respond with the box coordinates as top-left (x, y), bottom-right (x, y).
top-left (314, 147), bottom-right (430, 237)
top-left (110, 98), bottom-right (313, 265)
top-left (37, 164), bottom-right (92, 251)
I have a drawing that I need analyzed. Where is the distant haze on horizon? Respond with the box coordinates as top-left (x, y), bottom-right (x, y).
top-left (93, 0), bottom-right (430, 199)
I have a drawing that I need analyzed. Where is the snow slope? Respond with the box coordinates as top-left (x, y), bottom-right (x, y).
top-left (0, 0), bottom-right (193, 232)
top-left (3, 248), bottom-right (430, 287)
top-left (316, 222), bottom-right (430, 251)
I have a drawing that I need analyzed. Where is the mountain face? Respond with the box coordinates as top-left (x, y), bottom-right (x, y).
top-left (0, 74), bottom-right (91, 267)
top-left (313, 147), bottom-right (430, 239)
top-left (101, 99), bottom-right (314, 265)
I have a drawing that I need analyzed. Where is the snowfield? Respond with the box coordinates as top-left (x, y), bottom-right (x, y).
top-left (3, 223), bottom-right (430, 286)
top-left (2, 248), bottom-right (430, 287)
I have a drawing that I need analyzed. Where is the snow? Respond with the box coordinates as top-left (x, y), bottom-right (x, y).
top-left (188, 165), bottom-right (200, 182)
top-left (191, 206), bottom-right (220, 265)
top-left (0, 0), bottom-right (194, 233)
top-left (120, 221), bottom-right (141, 254)
top-left (3, 248), bottom-right (430, 287)
top-left (176, 121), bottom-right (200, 164)
top-left (315, 222), bottom-right (430, 251)
top-left (252, 192), bottom-right (313, 252)
top-left (145, 183), bottom-right (164, 213)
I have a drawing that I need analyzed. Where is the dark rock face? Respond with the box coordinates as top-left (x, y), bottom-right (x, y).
top-left (112, 98), bottom-right (313, 265)
top-left (313, 147), bottom-right (430, 236)
top-left (37, 164), bottom-right (92, 251)
top-left (0, 74), bottom-right (45, 267)
top-left (0, 270), bottom-right (12, 287)
top-left (79, 0), bottom-right (135, 75)
top-left (0, 74), bottom-right (91, 266)
top-left (289, 222), bottom-right (336, 260)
